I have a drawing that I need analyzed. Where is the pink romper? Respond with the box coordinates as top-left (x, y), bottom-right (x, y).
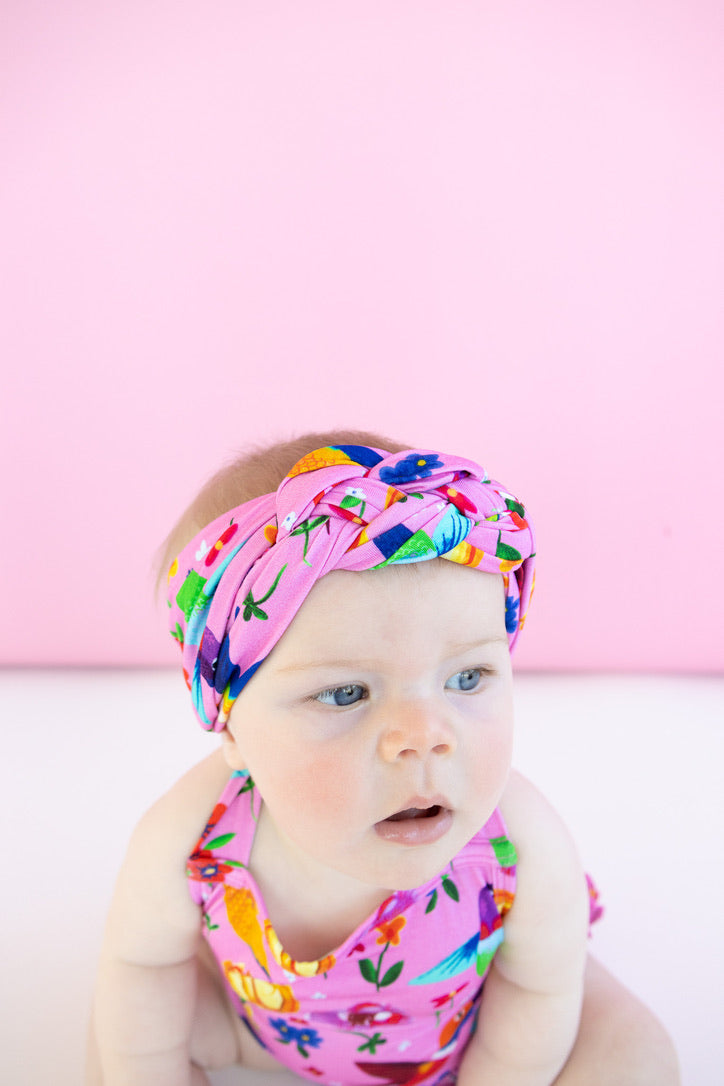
top-left (187, 770), bottom-right (518, 1085)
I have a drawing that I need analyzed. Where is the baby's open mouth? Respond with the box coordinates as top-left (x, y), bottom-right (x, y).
top-left (375, 799), bottom-right (453, 845)
top-left (385, 805), bottom-right (442, 822)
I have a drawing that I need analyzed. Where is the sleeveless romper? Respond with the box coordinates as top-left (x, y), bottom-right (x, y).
top-left (186, 770), bottom-right (520, 1084)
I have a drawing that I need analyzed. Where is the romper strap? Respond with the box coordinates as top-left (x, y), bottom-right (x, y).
top-left (186, 770), bottom-right (260, 899)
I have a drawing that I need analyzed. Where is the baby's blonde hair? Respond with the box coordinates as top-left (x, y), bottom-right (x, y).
top-left (155, 429), bottom-right (409, 591)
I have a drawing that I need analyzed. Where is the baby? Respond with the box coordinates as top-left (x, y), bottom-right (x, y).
top-left (88, 430), bottom-right (679, 1086)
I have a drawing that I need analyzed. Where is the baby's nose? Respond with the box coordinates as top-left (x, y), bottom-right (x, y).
top-left (377, 699), bottom-right (457, 762)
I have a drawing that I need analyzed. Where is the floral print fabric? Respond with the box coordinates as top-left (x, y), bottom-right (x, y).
top-left (166, 445), bottom-right (536, 730)
top-left (188, 771), bottom-right (518, 1085)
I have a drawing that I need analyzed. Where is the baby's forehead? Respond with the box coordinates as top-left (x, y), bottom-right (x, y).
top-left (271, 561), bottom-right (508, 666)
top-left (321, 558), bottom-right (505, 596)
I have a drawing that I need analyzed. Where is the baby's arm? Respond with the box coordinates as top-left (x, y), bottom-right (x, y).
top-left (88, 751), bottom-right (232, 1086)
top-left (457, 771), bottom-right (590, 1086)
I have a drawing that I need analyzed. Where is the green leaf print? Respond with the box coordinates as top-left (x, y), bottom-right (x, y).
top-left (356, 1032), bottom-right (387, 1054)
top-left (380, 961), bottom-right (404, 988)
top-left (442, 875), bottom-right (460, 902)
top-left (242, 564), bottom-right (288, 621)
top-left (425, 889), bottom-right (438, 914)
top-left (495, 540), bottom-right (522, 563)
top-left (505, 497), bottom-right (526, 518)
top-left (358, 940), bottom-right (404, 991)
top-left (290, 516), bottom-right (330, 560)
top-left (359, 959), bottom-right (378, 985)
top-left (204, 832), bottom-right (236, 851)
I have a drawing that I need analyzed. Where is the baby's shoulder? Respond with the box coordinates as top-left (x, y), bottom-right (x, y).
top-left (499, 769), bottom-right (583, 887)
top-left (496, 771), bottom-right (589, 976)
top-left (499, 770), bottom-right (574, 850)
top-left (109, 749), bottom-right (231, 959)
top-left (121, 755), bottom-right (231, 933)
top-left (136, 747), bottom-right (232, 860)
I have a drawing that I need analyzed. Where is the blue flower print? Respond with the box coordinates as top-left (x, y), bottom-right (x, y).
top-left (379, 453), bottom-right (444, 485)
top-left (504, 595), bottom-right (519, 634)
top-left (269, 1018), bottom-right (323, 1058)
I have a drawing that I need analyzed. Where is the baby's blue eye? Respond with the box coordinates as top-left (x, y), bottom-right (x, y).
top-left (315, 684), bottom-right (367, 707)
top-left (446, 668), bottom-right (483, 692)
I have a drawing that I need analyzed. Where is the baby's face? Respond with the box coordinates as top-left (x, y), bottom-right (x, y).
top-left (224, 560), bottom-right (514, 895)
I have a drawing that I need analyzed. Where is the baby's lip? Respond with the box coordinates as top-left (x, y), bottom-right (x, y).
top-left (375, 796), bottom-right (453, 845)
top-left (382, 795), bottom-right (452, 822)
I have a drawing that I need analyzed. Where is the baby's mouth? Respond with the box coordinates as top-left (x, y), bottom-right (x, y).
top-left (375, 797), bottom-right (453, 845)
top-left (385, 805), bottom-right (442, 822)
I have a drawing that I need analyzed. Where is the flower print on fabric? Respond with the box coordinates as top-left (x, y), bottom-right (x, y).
top-left (168, 444), bottom-right (536, 732)
top-left (186, 773), bottom-right (253, 882)
top-left (505, 594), bottom-right (520, 634)
top-left (375, 916), bottom-right (406, 947)
top-left (270, 1019), bottom-right (324, 1059)
top-left (378, 452), bottom-right (445, 485)
top-left (187, 853), bottom-right (237, 883)
top-left (359, 915), bottom-right (407, 992)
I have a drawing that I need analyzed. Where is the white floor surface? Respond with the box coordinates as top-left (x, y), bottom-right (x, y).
top-left (2, 670), bottom-right (721, 1085)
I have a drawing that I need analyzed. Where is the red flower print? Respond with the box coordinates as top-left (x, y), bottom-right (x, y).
top-left (187, 849), bottom-right (235, 882)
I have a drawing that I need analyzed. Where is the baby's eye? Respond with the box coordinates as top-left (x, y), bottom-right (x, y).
top-left (445, 668), bottom-right (484, 692)
top-left (314, 684), bottom-right (367, 707)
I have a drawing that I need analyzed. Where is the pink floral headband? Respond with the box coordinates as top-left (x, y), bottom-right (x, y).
top-left (167, 444), bottom-right (536, 731)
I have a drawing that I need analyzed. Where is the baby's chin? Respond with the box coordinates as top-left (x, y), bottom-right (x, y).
top-left (361, 814), bottom-right (489, 892)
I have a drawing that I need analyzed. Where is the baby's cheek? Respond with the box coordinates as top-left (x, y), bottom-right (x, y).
top-left (469, 716), bottom-right (513, 790)
top-left (308, 747), bottom-right (354, 802)
top-left (273, 739), bottom-right (342, 801)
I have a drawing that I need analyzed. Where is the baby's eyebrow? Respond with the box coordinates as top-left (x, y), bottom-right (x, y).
top-left (275, 637), bottom-right (507, 675)
top-left (444, 636), bottom-right (508, 654)
top-left (274, 657), bottom-right (376, 675)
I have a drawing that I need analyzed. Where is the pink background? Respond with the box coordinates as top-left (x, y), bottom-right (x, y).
top-left (2, 1), bottom-right (722, 671)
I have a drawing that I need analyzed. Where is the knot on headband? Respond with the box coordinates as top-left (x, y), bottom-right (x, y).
top-left (167, 445), bottom-right (536, 731)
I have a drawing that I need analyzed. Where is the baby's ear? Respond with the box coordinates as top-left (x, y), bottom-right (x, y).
top-left (220, 726), bottom-right (247, 771)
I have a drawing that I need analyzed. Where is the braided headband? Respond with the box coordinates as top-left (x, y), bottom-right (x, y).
top-left (167, 445), bottom-right (536, 731)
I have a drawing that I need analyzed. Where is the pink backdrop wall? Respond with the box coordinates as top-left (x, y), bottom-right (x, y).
top-left (2, 1), bottom-right (722, 672)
